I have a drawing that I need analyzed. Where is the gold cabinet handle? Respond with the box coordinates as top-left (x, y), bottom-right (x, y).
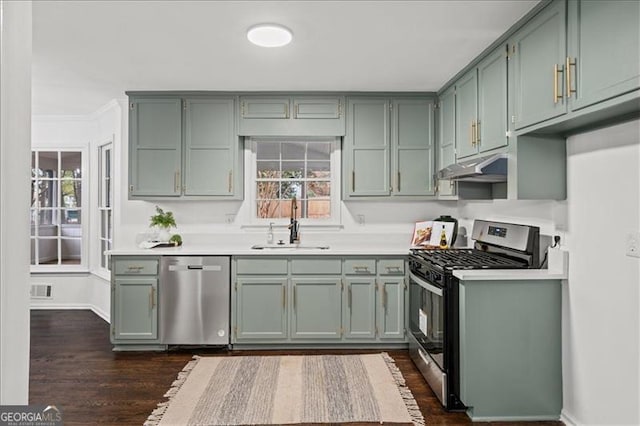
top-left (566, 57), bottom-right (576, 98)
top-left (352, 171), bottom-right (355, 192)
top-left (476, 120), bottom-right (481, 144)
top-left (348, 285), bottom-right (352, 309)
top-left (470, 121), bottom-right (475, 146)
top-left (385, 266), bottom-right (402, 273)
top-left (294, 104), bottom-right (299, 118)
top-left (228, 170), bottom-right (233, 193)
top-left (382, 285), bottom-right (387, 310)
top-left (553, 63), bottom-right (564, 104)
top-left (282, 286), bottom-right (286, 309)
top-left (285, 103), bottom-right (290, 119)
top-left (353, 265), bottom-right (370, 273)
top-left (174, 171), bottom-right (180, 193)
top-left (293, 285), bottom-right (297, 310)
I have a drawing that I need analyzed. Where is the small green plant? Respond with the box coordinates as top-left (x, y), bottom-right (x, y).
top-left (169, 234), bottom-right (182, 246)
top-left (150, 206), bottom-right (176, 230)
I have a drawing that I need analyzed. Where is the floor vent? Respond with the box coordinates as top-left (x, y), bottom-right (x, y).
top-left (31, 283), bottom-right (53, 299)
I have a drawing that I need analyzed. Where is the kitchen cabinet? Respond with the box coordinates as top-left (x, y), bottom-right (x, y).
top-left (436, 86), bottom-right (456, 197)
top-left (238, 95), bottom-right (345, 136)
top-left (235, 277), bottom-right (288, 341)
top-left (343, 97), bottom-right (435, 199)
top-left (290, 277), bottom-right (342, 339)
top-left (511, 0), bottom-right (639, 131)
top-left (231, 255), bottom-right (407, 346)
top-left (343, 260), bottom-right (377, 340)
top-left (377, 260), bottom-right (406, 340)
top-left (111, 257), bottom-right (161, 347)
top-left (458, 278), bottom-right (562, 420)
top-left (566, 0), bottom-right (640, 111)
top-left (128, 95), bottom-right (242, 199)
top-left (456, 46), bottom-right (508, 159)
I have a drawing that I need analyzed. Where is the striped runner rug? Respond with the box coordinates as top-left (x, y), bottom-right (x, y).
top-left (145, 353), bottom-right (425, 426)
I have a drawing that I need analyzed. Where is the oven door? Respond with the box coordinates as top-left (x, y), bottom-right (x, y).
top-left (408, 270), bottom-right (448, 405)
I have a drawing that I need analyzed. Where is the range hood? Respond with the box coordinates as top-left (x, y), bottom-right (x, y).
top-left (438, 153), bottom-right (507, 183)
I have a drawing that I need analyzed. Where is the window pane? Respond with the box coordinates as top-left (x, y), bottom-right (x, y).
top-left (257, 181), bottom-right (280, 200)
top-left (307, 181), bottom-right (331, 198)
top-left (61, 179), bottom-right (81, 208)
top-left (256, 142), bottom-right (280, 160)
top-left (307, 143), bottom-right (330, 160)
top-left (257, 161), bottom-right (281, 179)
top-left (62, 209), bottom-right (81, 225)
top-left (35, 238), bottom-right (59, 265)
top-left (307, 161), bottom-right (330, 178)
top-left (38, 152), bottom-right (58, 175)
top-left (307, 199), bottom-right (331, 219)
top-left (61, 152), bottom-right (82, 178)
top-left (282, 142), bottom-right (305, 160)
top-left (61, 238), bottom-right (81, 264)
top-left (257, 200), bottom-right (280, 219)
top-left (282, 161), bottom-right (304, 179)
top-left (281, 181), bottom-right (302, 199)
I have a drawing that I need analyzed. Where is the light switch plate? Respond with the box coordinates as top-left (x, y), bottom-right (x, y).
top-left (626, 232), bottom-right (640, 258)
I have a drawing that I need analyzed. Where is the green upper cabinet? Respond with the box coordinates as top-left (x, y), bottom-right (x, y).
top-left (511, 0), bottom-right (567, 130)
top-left (129, 98), bottom-right (182, 197)
top-left (436, 86), bottom-right (457, 197)
top-left (392, 99), bottom-right (435, 196)
top-left (566, 0), bottom-right (640, 111)
top-left (455, 46), bottom-right (508, 160)
top-left (184, 98), bottom-right (238, 196)
top-left (344, 98), bottom-right (391, 197)
top-left (344, 96), bottom-right (435, 199)
top-left (128, 95), bottom-right (242, 199)
top-left (238, 95), bottom-right (345, 136)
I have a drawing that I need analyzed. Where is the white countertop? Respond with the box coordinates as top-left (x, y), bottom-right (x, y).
top-left (453, 269), bottom-right (567, 281)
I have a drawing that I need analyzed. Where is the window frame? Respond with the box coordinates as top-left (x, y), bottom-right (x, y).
top-left (97, 141), bottom-right (113, 274)
top-left (247, 137), bottom-right (342, 227)
top-left (30, 147), bottom-right (89, 273)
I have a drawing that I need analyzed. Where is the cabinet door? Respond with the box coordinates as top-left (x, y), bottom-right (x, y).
top-left (235, 278), bottom-right (288, 341)
top-left (113, 277), bottom-right (158, 341)
top-left (240, 97), bottom-right (290, 119)
top-left (393, 99), bottom-right (435, 196)
top-left (512, 0), bottom-right (567, 130)
top-left (344, 98), bottom-right (390, 197)
top-left (437, 87), bottom-right (457, 197)
top-left (293, 97), bottom-right (342, 119)
top-left (291, 277), bottom-right (342, 339)
top-left (455, 70), bottom-right (479, 159)
top-left (129, 98), bottom-right (182, 197)
top-left (343, 278), bottom-right (376, 339)
top-left (477, 47), bottom-right (508, 153)
top-left (377, 277), bottom-right (405, 340)
top-left (184, 97), bottom-right (239, 197)
top-left (568, 0), bottom-right (640, 111)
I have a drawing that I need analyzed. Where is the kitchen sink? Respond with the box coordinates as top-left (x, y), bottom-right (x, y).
top-left (251, 244), bottom-right (330, 250)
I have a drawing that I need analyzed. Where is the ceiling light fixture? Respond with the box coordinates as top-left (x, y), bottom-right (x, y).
top-left (247, 24), bottom-right (293, 47)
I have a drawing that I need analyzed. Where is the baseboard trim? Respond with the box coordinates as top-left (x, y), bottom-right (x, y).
top-left (30, 304), bottom-right (110, 324)
top-left (560, 409), bottom-right (578, 425)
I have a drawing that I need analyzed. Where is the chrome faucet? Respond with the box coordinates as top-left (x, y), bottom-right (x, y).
top-left (288, 197), bottom-right (300, 244)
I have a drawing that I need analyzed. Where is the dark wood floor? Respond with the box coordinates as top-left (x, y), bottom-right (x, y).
top-left (29, 310), bottom-right (562, 425)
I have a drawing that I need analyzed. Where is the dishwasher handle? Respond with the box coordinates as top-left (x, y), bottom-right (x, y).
top-left (168, 264), bottom-right (223, 272)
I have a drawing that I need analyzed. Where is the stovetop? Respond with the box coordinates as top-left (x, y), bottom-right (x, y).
top-left (410, 248), bottom-right (528, 271)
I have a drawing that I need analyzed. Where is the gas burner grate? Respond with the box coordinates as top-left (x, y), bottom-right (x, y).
top-left (410, 248), bottom-right (528, 270)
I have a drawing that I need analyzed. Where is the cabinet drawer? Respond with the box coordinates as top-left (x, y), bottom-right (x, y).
top-left (378, 259), bottom-right (405, 275)
top-left (344, 259), bottom-right (376, 275)
top-left (114, 259), bottom-right (158, 276)
top-left (291, 258), bottom-right (341, 275)
top-left (236, 258), bottom-right (288, 275)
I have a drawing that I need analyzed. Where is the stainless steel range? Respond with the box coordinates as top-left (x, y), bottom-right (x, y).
top-left (408, 220), bottom-right (539, 410)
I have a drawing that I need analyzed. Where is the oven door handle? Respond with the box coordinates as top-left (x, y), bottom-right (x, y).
top-left (409, 272), bottom-right (444, 296)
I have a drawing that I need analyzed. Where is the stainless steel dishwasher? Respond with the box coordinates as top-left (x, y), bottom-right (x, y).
top-left (159, 256), bottom-right (230, 345)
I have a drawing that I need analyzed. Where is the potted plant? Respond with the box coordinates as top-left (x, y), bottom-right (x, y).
top-left (150, 205), bottom-right (176, 242)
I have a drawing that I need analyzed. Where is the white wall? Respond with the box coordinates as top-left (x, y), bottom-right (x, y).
top-left (0, 0), bottom-right (32, 404)
top-left (562, 119), bottom-right (640, 425)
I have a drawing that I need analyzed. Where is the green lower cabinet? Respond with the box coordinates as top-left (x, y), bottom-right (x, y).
top-left (112, 277), bottom-right (158, 341)
top-left (235, 277), bottom-right (288, 341)
top-left (377, 277), bottom-right (405, 340)
top-left (343, 277), bottom-right (377, 340)
top-left (458, 279), bottom-right (562, 420)
top-left (290, 277), bottom-right (342, 340)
